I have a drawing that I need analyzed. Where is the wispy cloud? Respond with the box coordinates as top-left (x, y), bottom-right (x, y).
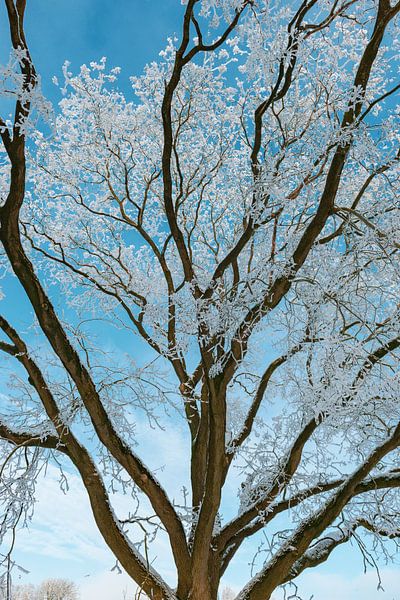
top-left (273, 567), bottom-right (400, 600)
top-left (79, 570), bottom-right (138, 600)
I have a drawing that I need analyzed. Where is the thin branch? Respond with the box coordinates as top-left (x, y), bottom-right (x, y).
top-left (220, 0), bottom-right (400, 390)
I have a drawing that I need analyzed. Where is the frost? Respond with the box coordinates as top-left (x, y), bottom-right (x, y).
top-left (0, 0), bottom-right (400, 595)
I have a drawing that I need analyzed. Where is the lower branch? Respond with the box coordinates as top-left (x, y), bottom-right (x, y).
top-left (236, 423), bottom-right (400, 600)
top-left (285, 517), bottom-right (400, 583)
top-left (0, 423), bottom-right (175, 600)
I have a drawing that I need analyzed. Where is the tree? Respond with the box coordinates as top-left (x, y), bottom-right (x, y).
top-left (36, 578), bottom-right (79, 600)
top-left (221, 588), bottom-right (236, 600)
top-left (7, 584), bottom-right (35, 600)
top-left (0, 0), bottom-right (400, 599)
top-left (11, 580), bottom-right (78, 600)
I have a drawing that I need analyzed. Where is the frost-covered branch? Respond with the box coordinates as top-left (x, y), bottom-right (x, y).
top-left (236, 421), bottom-right (400, 600)
top-left (219, 0), bottom-right (400, 389)
top-left (285, 516), bottom-right (400, 583)
top-left (220, 470), bottom-right (400, 575)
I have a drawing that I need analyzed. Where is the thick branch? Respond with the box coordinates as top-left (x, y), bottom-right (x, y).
top-left (221, 471), bottom-right (400, 575)
top-left (236, 420), bottom-right (400, 600)
top-left (0, 422), bottom-right (63, 451)
top-left (218, 334), bottom-right (400, 563)
top-left (67, 440), bottom-right (176, 600)
top-left (218, 418), bottom-right (318, 553)
top-left (285, 516), bottom-right (400, 583)
top-left (0, 4), bottom-right (191, 590)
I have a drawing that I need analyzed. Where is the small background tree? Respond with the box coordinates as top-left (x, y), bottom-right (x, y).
top-left (11, 579), bottom-right (78, 600)
top-left (35, 579), bottom-right (79, 600)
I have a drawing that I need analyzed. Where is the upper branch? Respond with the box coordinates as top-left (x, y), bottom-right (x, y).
top-left (161, 0), bottom-right (201, 285)
top-left (219, 0), bottom-right (400, 389)
top-left (250, 0), bottom-right (318, 175)
top-left (182, 1), bottom-right (252, 66)
top-left (161, 0), bottom-right (250, 287)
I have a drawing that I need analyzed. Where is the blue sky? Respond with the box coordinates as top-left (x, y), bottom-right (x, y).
top-left (0, 0), bottom-right (183, 99)
top-left (0, 2), bottom-right (400, 599)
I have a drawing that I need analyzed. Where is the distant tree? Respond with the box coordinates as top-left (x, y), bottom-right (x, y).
top-left (221, 587), bottom-right (236, 600)
top-left (3, 579), bottom-right (78, 600)
top-left (1, 2), bottom-right (400, 600)
top-left (12, 584), bottom-right (37, 600)
top-left (35, 579), bottom-right (79, 600)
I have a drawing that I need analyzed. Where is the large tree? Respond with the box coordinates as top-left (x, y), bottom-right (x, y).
top-left (0, 1), bottom-right (400, 599)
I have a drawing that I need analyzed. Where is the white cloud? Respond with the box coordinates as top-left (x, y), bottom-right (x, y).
top-left (273, 568), bottom-right (400, 600)
top-left (79, 570), bottom-right (138, 600)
